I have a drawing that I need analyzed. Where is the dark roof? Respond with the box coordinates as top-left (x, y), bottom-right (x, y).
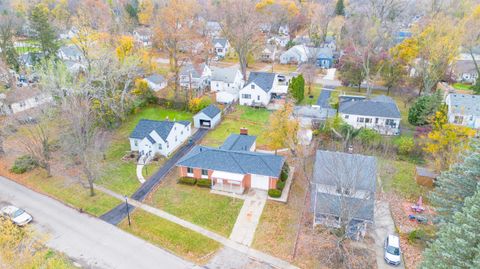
top-left (313, 150), bottom-right (377, 192)
top-left (146, 134), bottom-right (156, 144)
top-left (197, 104), bottom-right (221, 118)
top-left (130, 119), bottom-right (190, 141)
top-left (177, 146), bottom-right (285, 177)
top-left (220, 134), bottom-right (256, 151)
top-left (180, 63), bottom-right (206, 78)
top-left (246, 72), bottom-right (276, 93)
top-left (339, 95), bottom-right (401, 118)
top-left (416, 166), bottom-right (438, 178)
top-left (213, 38), bottom-right (228, 48)
top-left (314, 192), bottom-right (375, 222)
top-left (145, 74), bottom-right (165, 84)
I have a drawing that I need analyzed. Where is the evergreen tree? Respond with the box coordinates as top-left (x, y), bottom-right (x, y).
top-left (421, 186), bottom-right (480, 269)
top-left (30, 4), bottom-right (59, 58)
top-left (407, 91), bottom-right (442, 126)
top-left (429, 140), bottom-right (480, 222)
top-left (335, 0), bottom-right (346, 16)
top-left (288, 75), bottom-right (305, 104)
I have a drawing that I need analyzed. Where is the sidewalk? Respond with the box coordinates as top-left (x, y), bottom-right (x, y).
top-left (136, 164), bottom-right (146, 183)
top-left (95, 185), bottom-right (298, 269)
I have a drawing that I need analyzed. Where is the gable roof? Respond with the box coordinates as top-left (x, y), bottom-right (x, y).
top-left (220, 134), bottom-right (256, 151)
top-left (145, 74), bottom-right (165, 84)
top-left (447, 93), bottom-right (480, 117)
top-left (130, 119), bottom-right (190, 141)
top-left (180, 63), bottom-right (207, 78)
top-left (213, 38), bottom-right (228, 48)
top-left (316, 47), bottom-right (333, 59)
top-left (59, 45), bottom-right (82, 58)
top-left (198, 104), bottom-right (221, 118)
top-left (177, 146), bottom-right (285, 177)
top-left (313, 150), bottom-right (377, 192)
top-left (211, 67), bottom-right (240, 83)
top-left (314, 192), bottom-right (375, 222)
top-left (339, 95), bottom-right (401, 118)
top-left (246, 72), bottom-right (277, 92)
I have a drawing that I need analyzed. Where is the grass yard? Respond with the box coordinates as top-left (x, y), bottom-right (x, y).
top-left (201, 106), bottom-right (271, 148)
top-left (452, 82), bottom-right (473, 91)
top-left (379, 158), bottom-right (429, 201)
top-left (146, 169), bottom-right (243, 237)
top-left (299, 85), bottom-right (322, 105)
top-left (119, 209), bottom-right (221, 264)
top-left (97, 106), bottom-right (193, 196)
top-left (272, 64), bottom-right (298, 74)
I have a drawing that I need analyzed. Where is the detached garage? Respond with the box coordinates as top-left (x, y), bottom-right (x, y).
top-left (193, 104), bottom-right (221, 129)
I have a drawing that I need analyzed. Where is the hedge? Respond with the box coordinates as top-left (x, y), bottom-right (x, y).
top-left (10, 155), bottom-right (38, 174)
top-left (197, 179), bottom-right (212, 188)
top-left (276, 180), bottom-right (286, 191)
top-left (178, 177), bottom-right (197, 185)
top-left (280, 163), bottom-right (290, 181)
top-left (268, 189), bottom-right (282, 198)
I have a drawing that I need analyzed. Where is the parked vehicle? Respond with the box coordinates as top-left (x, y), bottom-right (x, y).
top-left (0, 205), bottom-right (33, 226)
top-left (384, 234), bottom-right (402, 266)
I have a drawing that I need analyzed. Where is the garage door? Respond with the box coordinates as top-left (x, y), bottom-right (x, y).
top-left (251, 174), bottom-right (270, 190)
top-left (200, 119), bottom-right (211, 128)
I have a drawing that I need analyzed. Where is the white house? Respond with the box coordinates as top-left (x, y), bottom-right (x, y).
top-left (280, 45), bottom-right (309, 64)
top-left (212, 38), bottom-right (230, 58)
top-left (338, 95), bottom-right (401, 135)
top-left (205, 21), bottom-right (222, 37)
top-left (260, 44), bottom-right (277, 62)
top-left (445, 93), bottom-right (480, 129)
top-left (267, 35), bottom-right (290, 48)
top-left (133, 27), bottom-right (153, 47)
top-left (180, 63), bottom-right (212, 91)
top-left (278, 25), bottom-right (289, 36)
top-left (0, 87), bottom-right (52, 115)
top-left (193, 104), bottom-right (221, 129)
top-left (211, 66), bottom-right (244, 103)
top-left (145, 74), bottom-right (167, 91)
top-left (58, 45), bottom-right (83, 62)
top-left (239, 72), bottom-right (285, 107)
top-left (129, 119), bottom-right (192, 160)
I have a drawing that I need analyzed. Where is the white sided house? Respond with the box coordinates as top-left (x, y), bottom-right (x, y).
top-left (193, 104), bottom-right (221, 129)
top-left (212, 38), bottom-right (230, 58)
top-left (239, 72), bottom-right (287, 107)
top-left (145, 74), bottom-right (167, 91)
top-left (211, 66), bottom-right (244, 103)
top-left (129, 119), bottom-right (192, 160)
top-left (445, 93), bottom-right (480, 129)
top-left (180, 63), bottom-right (212, 91)
top-left (338, 95), bottom-right (401, 135)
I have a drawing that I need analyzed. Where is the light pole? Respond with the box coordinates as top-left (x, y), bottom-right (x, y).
top-left (125, 195), bottom-right (131, 227)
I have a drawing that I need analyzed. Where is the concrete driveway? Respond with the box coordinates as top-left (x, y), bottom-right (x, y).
top-left (373, 201), bottom-right (405, 269)
top-left (0, 176), bottom-right (193, 269)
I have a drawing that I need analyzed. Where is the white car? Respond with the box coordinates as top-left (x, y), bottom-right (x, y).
top-left (384, 234), bottom-right (401, 266)
top-left (0, 205), bottom-right (33, 226)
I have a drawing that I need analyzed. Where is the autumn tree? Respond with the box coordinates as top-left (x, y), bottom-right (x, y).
top-left (255, 0), bottom-right (300, 35)
top-left (267, 102), bottom-right (299, 152)
top-left (380, 53), bottom-right (407, 96)
top-left (138, 0), bottom-right (155, 26)
top-left (337, 46), bottom-right (365, 90)
top-left (217, 0), bottom-right (263, 80)
top-left (0, 10), bottom-right (20, 70)
top-left (462, 5), bottom-right (480, 92)
top-left (307, 1), bottom-right (337, 46)
top-left (29, 3), bottom-right (59, 58)
top-left (116, 35), bottom-right (135, 62)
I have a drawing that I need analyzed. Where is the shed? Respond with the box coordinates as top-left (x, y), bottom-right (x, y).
top-left (415, 166), bottom-right (438, 187)
top-left (193, 104), bottom-right (221, 129)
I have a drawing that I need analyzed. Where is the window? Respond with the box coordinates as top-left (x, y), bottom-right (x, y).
top-left (187, 167), bottom-right (194, 174)
top-left (251, 84), bottom-right (255, 89)
top-left (386, 119), bottom-right (397, 127)
top-left (365, 118), bottom-right (372, 123)
top-left (175, 136), bottom-right (177, 142)
top-left (166, 142), bottom-right (169, 148)
top-left (158, 144), bottom-right (162, 150)
top-left (375, 118), bottom-right (379, 124)
top-left (454, 116), bottom-right (463, 124)
top-left (134, 140), bottom-right (138, 146)
top-left (357, 117), bottom-right (364, 123)
top-left (242, 94), bottom-right (251, 99)
top-left (344, 115), bottom-right (349, 119)
top-left (181, 131), bottom-right (183, 135)
top-left (227, 83), bottom-right (230, 87)
top-left (257, 95), bottom-right (260, 101)
top-left (201, 169), bottom-right (208, 176)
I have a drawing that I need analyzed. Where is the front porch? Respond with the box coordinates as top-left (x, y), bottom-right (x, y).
top-left (211, 170), bottom-right (246, 195)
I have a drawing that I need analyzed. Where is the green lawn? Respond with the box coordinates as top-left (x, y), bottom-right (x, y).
top-left (379, 158), bottom-right (429, 201)
top-left (119, 209), bottom-right (221, 263)
top-left (147, 170), bottom-right (243, 237)
top-left (299, 85), bottom-right (322, 105)
top-left (202, 105), bottom-right (271, 148)
top-left (452, 82), bottom-right (473, 91)
top-left (97, 106), bottom-right (193, 196)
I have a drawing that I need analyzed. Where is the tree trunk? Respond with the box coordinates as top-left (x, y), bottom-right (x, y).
top-left (88, 179), bottom-right (95, 196)
top-left (239, 51), bottom-right (247, 81)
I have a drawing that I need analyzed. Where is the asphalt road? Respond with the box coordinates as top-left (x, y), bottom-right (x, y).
top-left (0, 176), bottom-right (194, 269)
top-left (100, 128), bottom-right (209, 225)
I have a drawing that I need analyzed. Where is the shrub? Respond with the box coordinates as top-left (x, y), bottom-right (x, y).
top-left (197, 179), bottom-right (212, 188)
top-left (10, 155), bottom-right (38, 174)
top-left (276, 180), bottom-right (286, 191)
top-left (394, 136), bottom-right (415, 155)
top-left (280, 163), bottom-right (290, 181)
top-left (357, 128), bottom-right (382, 146)
top-left (268, 189), bottom-right (282, 198)
top-left (177, 177), bottom-right (197, 185)
top-left (188, 96), bottom-right (212, 113)
top-left (408, 92), bottom-right (442, 126)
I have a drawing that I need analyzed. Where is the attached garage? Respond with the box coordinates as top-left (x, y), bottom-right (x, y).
top-left (250, 174), bottom-right (270, 190)
top-left (193, 104), bottom-right (222, 129)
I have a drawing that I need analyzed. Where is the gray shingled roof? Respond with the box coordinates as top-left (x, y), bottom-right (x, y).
top-left (177, 146), bottom-right (285, 177)
top-left (246, 72), bottom-right (276, 93)
top-left (313, 150), bottom-right (377, 192)
top-left (130, 119), bottom-right (190, 141)
top-left (220, 134), bottom-right (256, 151)
top-left (314, 193), bottom-right (375, 222)
top-left (180, 63), bottom-right (206, 78)
top-left (145, 74), bottom-right (165, 84)
top-left (198, 104), bottom-right (221, 118)
top-left (59, 45), bottom-right (82, 58)
top-left (213, 38), bottom-right (228, 48)
top-left (447, 93), bottom-right (480, 117)
top-left (211, 67), bottom-right (239, 83)
top-left (339, 95), bottom-right (401, 118)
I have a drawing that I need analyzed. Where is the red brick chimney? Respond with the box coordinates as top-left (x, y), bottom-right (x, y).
top-left (240, 127), bottom-right (248, 135)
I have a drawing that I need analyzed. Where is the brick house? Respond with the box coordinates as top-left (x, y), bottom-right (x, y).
top-left (176, 133), bottom-right (285, 194)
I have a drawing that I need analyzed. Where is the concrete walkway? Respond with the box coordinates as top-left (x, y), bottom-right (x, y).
top-left (95, 185), bottom-right (298, 269)
top-left (229, 189), bottom-right (268, 247)
top-left (136, 164), bottom-right (146, 183)
top-left (323, 68), bottom-right (336, 80)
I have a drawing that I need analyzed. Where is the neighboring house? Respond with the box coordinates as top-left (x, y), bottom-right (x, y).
top-left (338, 95), bottom-right (401, 135)
top-left (316, 47), bottom-right (334, 68)
top-left (193, 104), bottom-right (221, 129)
top-left (129, 119), bottom-right (192, 158)
top-left (133, 27), bottom-right (153, 47)
top-left (311, 150), bottom-right (376, 239)
top-left (176, 133), bottom-right (285, 194)
top-left (212, 38), bottom-right (230, 58)
top-left (452, 60), bottom-right (478, 84)
top-left (239, 72), bottom-right (286, 107)
top-left (445, 93), bottom-right (480, 129)
top-left (210, 66), bottom-right (244, 103)
top-left (58, 45), bottom-right (83, 62)
top-left (179, 63), bottom-right (212, 91)
top-left (0, 87), bottom-right (52, 115)
top-left (19, 52), bottom-right (42, 68)
top-left (394, 30), bottom-right (412, 44)
top-left (145, 74), bottom-right (167, 91)
top-left (280, 45), bottom-right (309, 64)
top-left (267, 35), bottom-right (290, 48)
top-left (293, 36), bottom-right (312, 46)
top-left (278, 25), bottom-right (289, 36)
top-left (260, 44), bottom-right (277, 62)
top-left (293, 105), bottom-right (336, 127)
top-left (59, 27), bottom-right (78, 40)
top-left (206, 21), bottom-right (222, 37)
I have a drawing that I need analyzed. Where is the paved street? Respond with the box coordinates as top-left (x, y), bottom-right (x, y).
top-left (0, 176), bottom-right (193, 269)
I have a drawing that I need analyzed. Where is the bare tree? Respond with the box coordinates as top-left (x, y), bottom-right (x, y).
top-left (307, 1), bottom-right (336, 46)
top-left (300, 63), bottom-right (317, 96)
top-left (217, 0), bottom-right (264, 80)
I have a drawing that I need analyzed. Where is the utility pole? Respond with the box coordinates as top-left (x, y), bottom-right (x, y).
top-left (125, 195), bottom-right (131, 227)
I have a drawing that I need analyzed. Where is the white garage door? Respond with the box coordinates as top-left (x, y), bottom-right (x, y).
top-left (251, 174), bottom-right (270, 190)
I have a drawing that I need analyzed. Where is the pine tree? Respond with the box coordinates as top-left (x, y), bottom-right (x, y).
top-left (429, 140), bottom-right (480, 222)
top-left (335, 0), bottom-right (346, 16)
top-left (288, 75), bottom-right (305, 104)
top-left (421, 186), bottom-right (480, 269)
top-left (30, 4), bottom-right (59, 58)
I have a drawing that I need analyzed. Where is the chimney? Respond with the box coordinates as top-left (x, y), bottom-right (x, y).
top-left (240, 127), bottom-right (248, 135)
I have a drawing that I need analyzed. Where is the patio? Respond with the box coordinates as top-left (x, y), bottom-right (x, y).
top-left (211, 170), bottom-right (246, 195)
